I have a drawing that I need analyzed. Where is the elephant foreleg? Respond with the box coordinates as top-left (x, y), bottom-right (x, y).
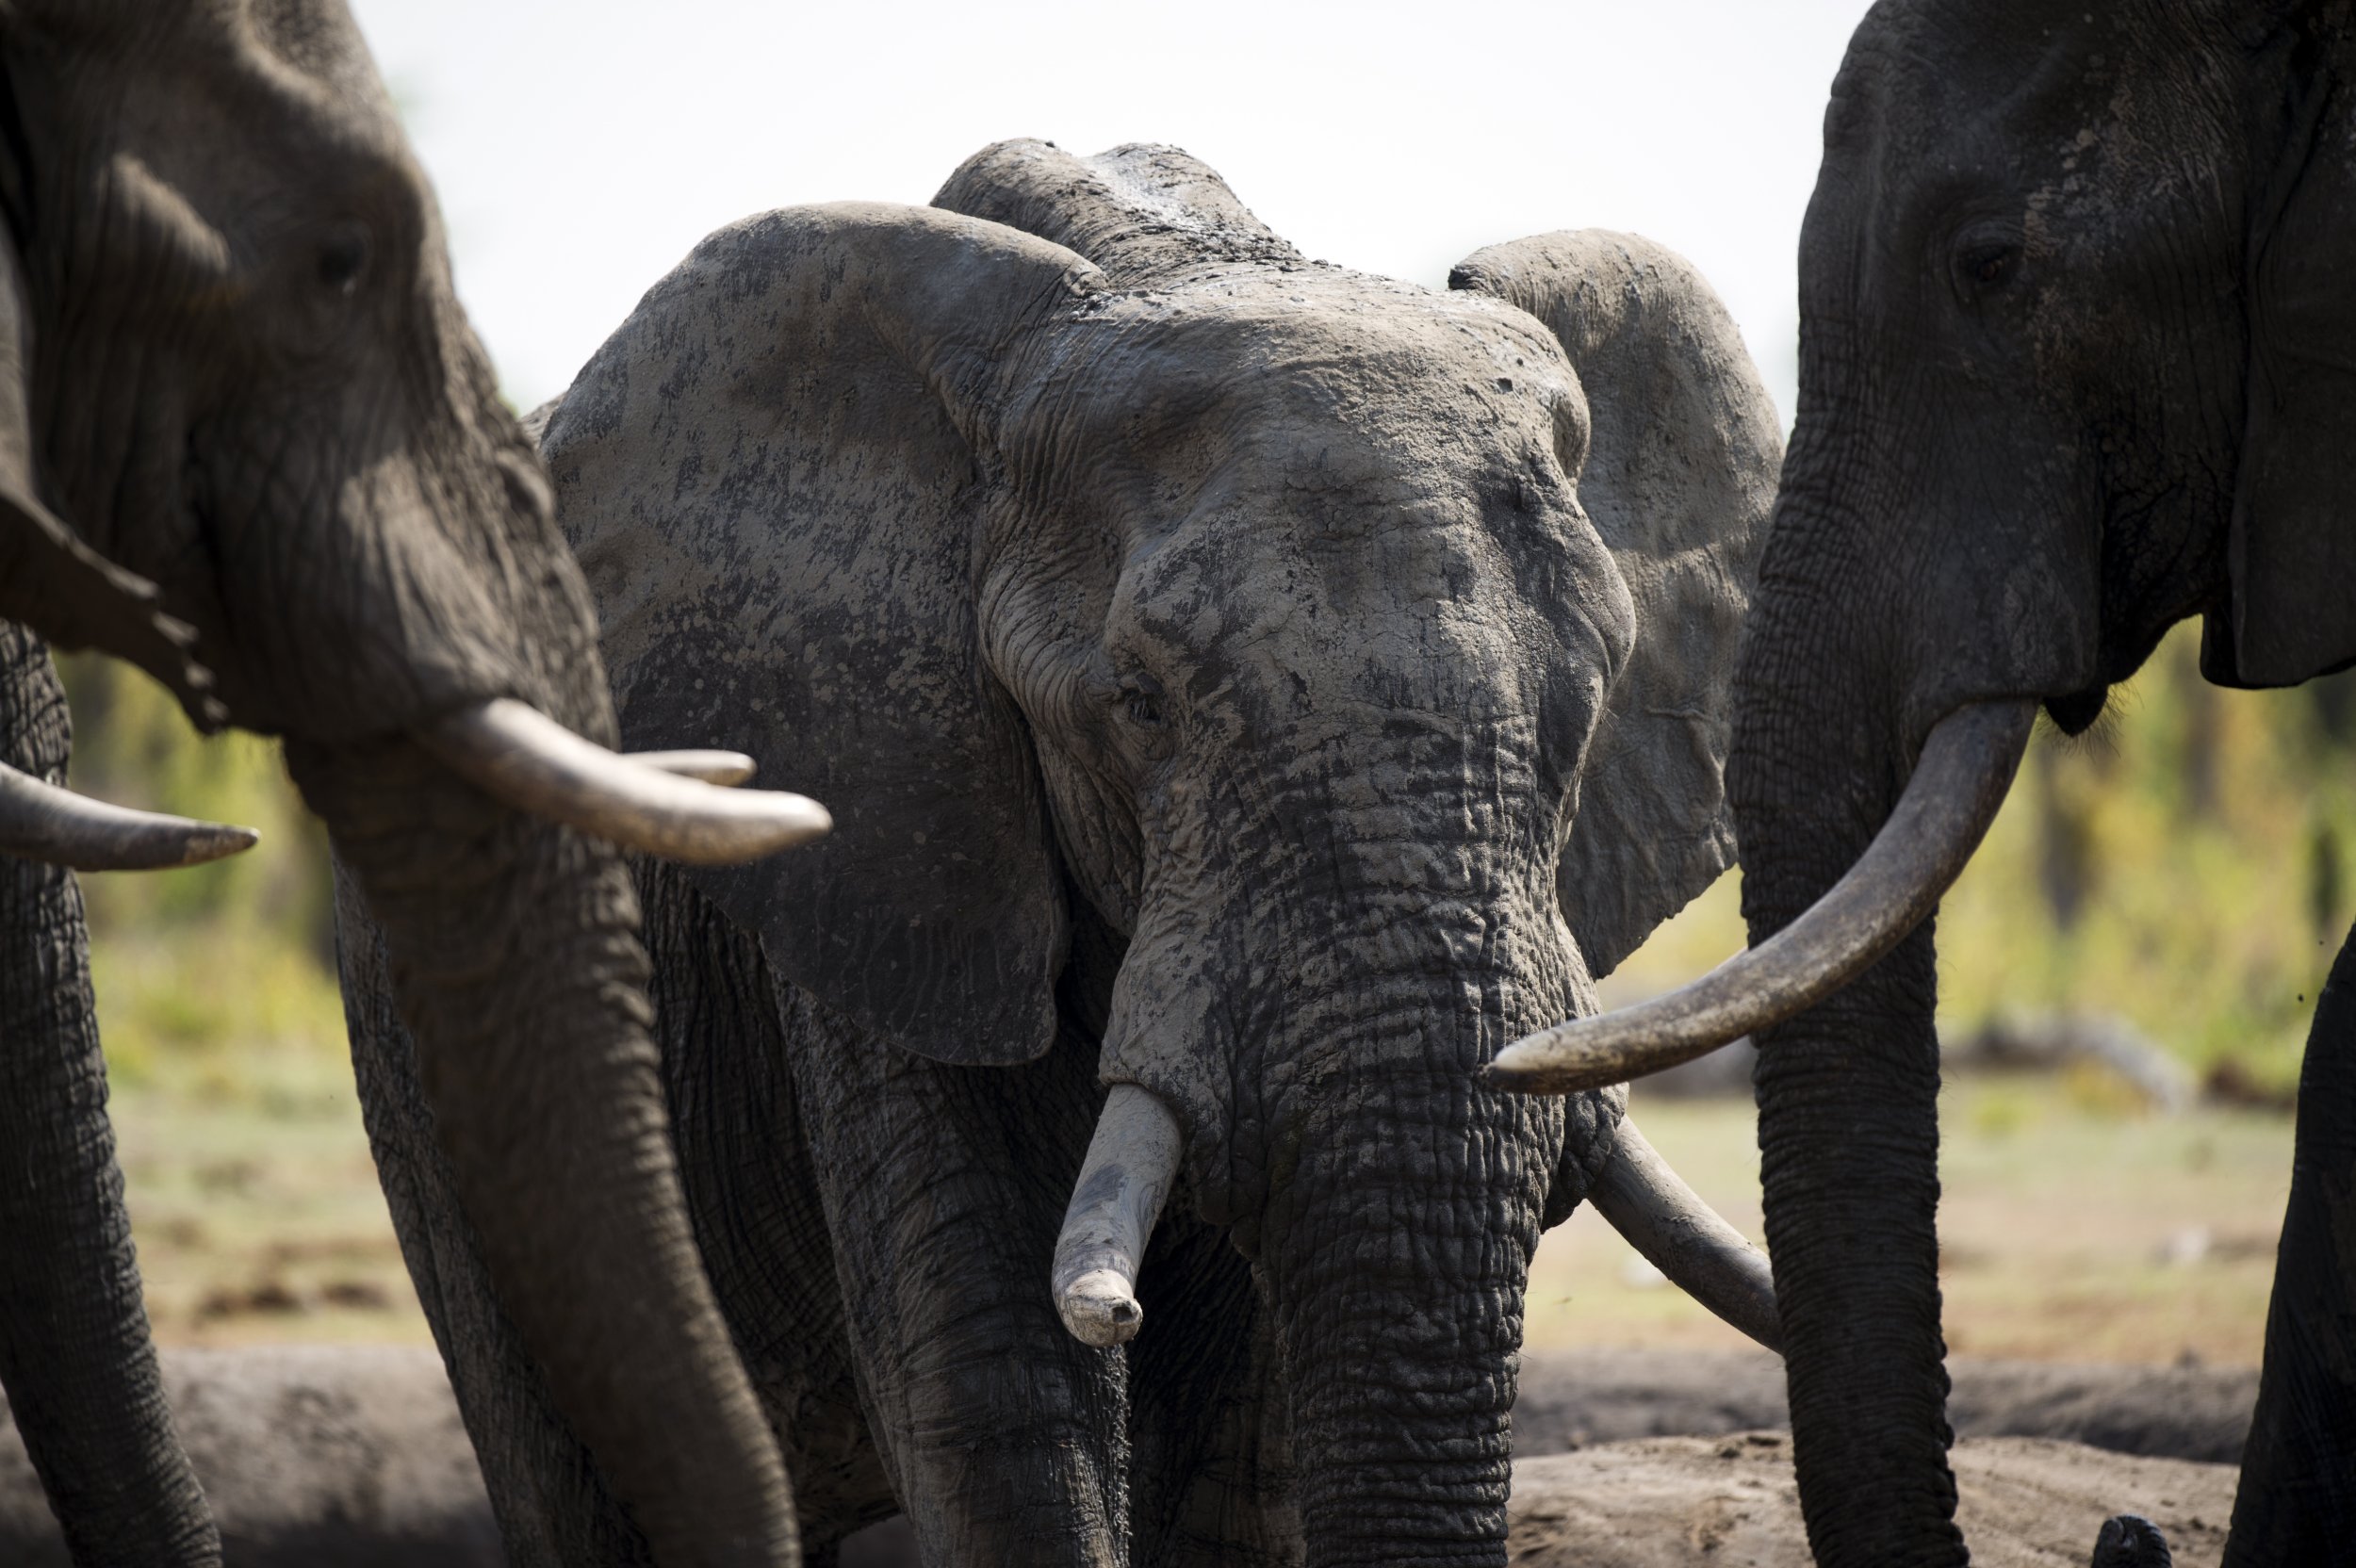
top-left (779, 985), bottom-right (1127, 1567)
top-left (1123, 1220), bottom-right (1300, 1568)
top-left (2222, 919), bottom-right (2356, 1564)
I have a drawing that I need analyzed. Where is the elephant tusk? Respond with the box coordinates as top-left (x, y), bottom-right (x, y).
top-left (0, 760), bottom-right (257, 871)
top-left (1052, 1083), bottom-right (1184, 1348)
top-left (1589, 1118), bottom-right (1780, 1354)
top-left (419, 698), bottom-right (830, 866)
top-left (623, 750), bottom-right (757, 787)
top-left (1487, 698), bottom-right (2037, 1095)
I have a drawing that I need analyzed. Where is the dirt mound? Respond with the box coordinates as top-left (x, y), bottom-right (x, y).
top-left (1510, 1432), bottom-right (2235, 1567)
top-left (0, 1346), bottom-right (497, 1568)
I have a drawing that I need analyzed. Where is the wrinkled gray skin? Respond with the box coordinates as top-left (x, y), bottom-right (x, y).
top-left (341, 141), bottom-right (1777, 1566)
top-left (0, 625), bottom-right (215, 1565)
top-left (1730, 3), bottom-right (2356, 1566)
top-left (0, 4), bottom-right (794, 1563)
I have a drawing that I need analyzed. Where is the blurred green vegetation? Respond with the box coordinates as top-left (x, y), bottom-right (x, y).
top-left (1610, 621), bottom-right (2356, 1101)
top-left (55, 653), bottom-right (347, 1100)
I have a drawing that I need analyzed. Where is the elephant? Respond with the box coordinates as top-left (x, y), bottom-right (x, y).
top-left (0, 3), bottom-right (834, 1562)
top-left (1490, 3), bottom-right (2356, 1565)
top-left (337, 138), bottom-right (1788, 1567)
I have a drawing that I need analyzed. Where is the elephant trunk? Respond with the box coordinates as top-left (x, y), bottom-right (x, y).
top-left (1726, 549), bottom-right (1974, 1567)
top-left (0, 628), bottom-right (219, 1565)
top-left (1263, 1035), bottom-right (1549, 1568)
top-left (290, 736), bottom-right (798, 1568)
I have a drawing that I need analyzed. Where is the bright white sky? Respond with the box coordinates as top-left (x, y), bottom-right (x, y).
top-left (348, 0), bottom-right (1877, 419)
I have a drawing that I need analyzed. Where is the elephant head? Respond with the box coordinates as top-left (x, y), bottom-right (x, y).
top-left (1490, 3), bottom-right (2356, 1563)
top-left (541, 140), bottom-right (1782, 1562)
top-left (0, 3), bottom-right (830, 1560)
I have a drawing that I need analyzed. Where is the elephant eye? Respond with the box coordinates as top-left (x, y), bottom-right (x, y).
top-left (1953, 238), bottom-right (2021, 301)
top-left (316, 221), bottom-right (372, 296)
top-left (1118, 676), bottom-right (1165, 727)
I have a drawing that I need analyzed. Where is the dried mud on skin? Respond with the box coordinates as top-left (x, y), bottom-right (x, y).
top-left (1509, 1433), bottom-right (2234, 1568)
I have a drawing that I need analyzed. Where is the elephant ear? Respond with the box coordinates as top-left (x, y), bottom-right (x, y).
top-left (1451, 232), bottom-right (1779, 978)
top-left (0, 237), bottom-right (219, 723)
top-left (2203, 8), bottom-right (2356, 689)
top-left (541, 203), bottom-right (1101, 1066)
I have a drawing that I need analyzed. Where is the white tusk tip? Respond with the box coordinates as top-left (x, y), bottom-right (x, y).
top-left (625, 749), bottom-right (759, 787)
top-left (1056, 1269), bottom-right (1144, 1347)
top-left (179, 825), bottom-right (262, 866)
top-left (1483, 1035), bottom-right (1619, 1095)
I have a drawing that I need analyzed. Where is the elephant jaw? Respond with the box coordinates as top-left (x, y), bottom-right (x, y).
top-left (1486, 697), bottom-right (2037, 1096)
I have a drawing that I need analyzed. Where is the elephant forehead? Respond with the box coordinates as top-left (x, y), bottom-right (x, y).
top-left (1106, 471), bottom-right (1617, 731)
top-left (1050, 269), bottom-right (1581, 459)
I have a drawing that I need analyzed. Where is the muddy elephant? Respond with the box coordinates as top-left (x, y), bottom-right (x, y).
top-left (0, 3), bottom-right (830, 1563)
top-left (1494, 4), bottom-right (2356, 1566)
top-left (343, 139), bottom-right (1787, 1566)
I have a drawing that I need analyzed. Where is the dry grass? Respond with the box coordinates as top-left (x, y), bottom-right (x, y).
top-left (114, 1054), bottom-right (425, 1348)
top-left (1526, 1080), bottom-right (2290, 1367)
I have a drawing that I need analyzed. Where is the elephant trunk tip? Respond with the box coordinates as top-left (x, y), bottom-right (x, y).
top-left (1051, 1083), bottom-right (1184, 1348)
top-left (1488, 696), bottom-right (2037, 1096)
top-left (2090, 1513), bottom-right (2173, 1568)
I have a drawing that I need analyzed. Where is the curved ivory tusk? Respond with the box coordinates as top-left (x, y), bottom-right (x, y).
top-left (1052, 1083), bottom-right (1184, 1348)
top-left (0, 761), bottom-right (257, 872)
top-left (419, 699), bottom-right (830, 867)
top-left (624, 750), bottom-right (756, 787)
top-left (1589, 1119), bottom-right (1780, 1354)
top-left (1489, 698), bottom-right (2037, 1095)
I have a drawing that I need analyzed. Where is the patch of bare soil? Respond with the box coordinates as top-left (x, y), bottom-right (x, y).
top-left (1509, 1433), bottom-right (2234, 1568)
top-left (1513, 1348), bottom-right (2257, 1464)
top-left (0, 1347), bottom-right (498, 1568)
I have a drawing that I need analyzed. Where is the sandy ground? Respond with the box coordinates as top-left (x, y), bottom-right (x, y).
top-left (0, 1346), bottom-right (2254, 1565)
top-left (1507, 1434), bottom-right (2234, 1568)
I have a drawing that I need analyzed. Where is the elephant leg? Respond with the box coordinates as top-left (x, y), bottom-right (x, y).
top-left (1124, 1213), bottom-right (1300, 1568)
top-left (779, 984), bottom-right (1126, 1566)
top-left (640, 858), bottom-right (895, 1555)
top-left (0, 627), bottom-right (220, 1566)
top-left (2222, 919), bottom-right (2356, 1564)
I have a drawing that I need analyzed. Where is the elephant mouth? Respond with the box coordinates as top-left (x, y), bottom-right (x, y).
top-left (1484, 696), bottom-right (2037, 1096)
top-left (2046, 682), bottom-right (2110, 735)
top-left (0, 694), bottom-right (830, 873)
